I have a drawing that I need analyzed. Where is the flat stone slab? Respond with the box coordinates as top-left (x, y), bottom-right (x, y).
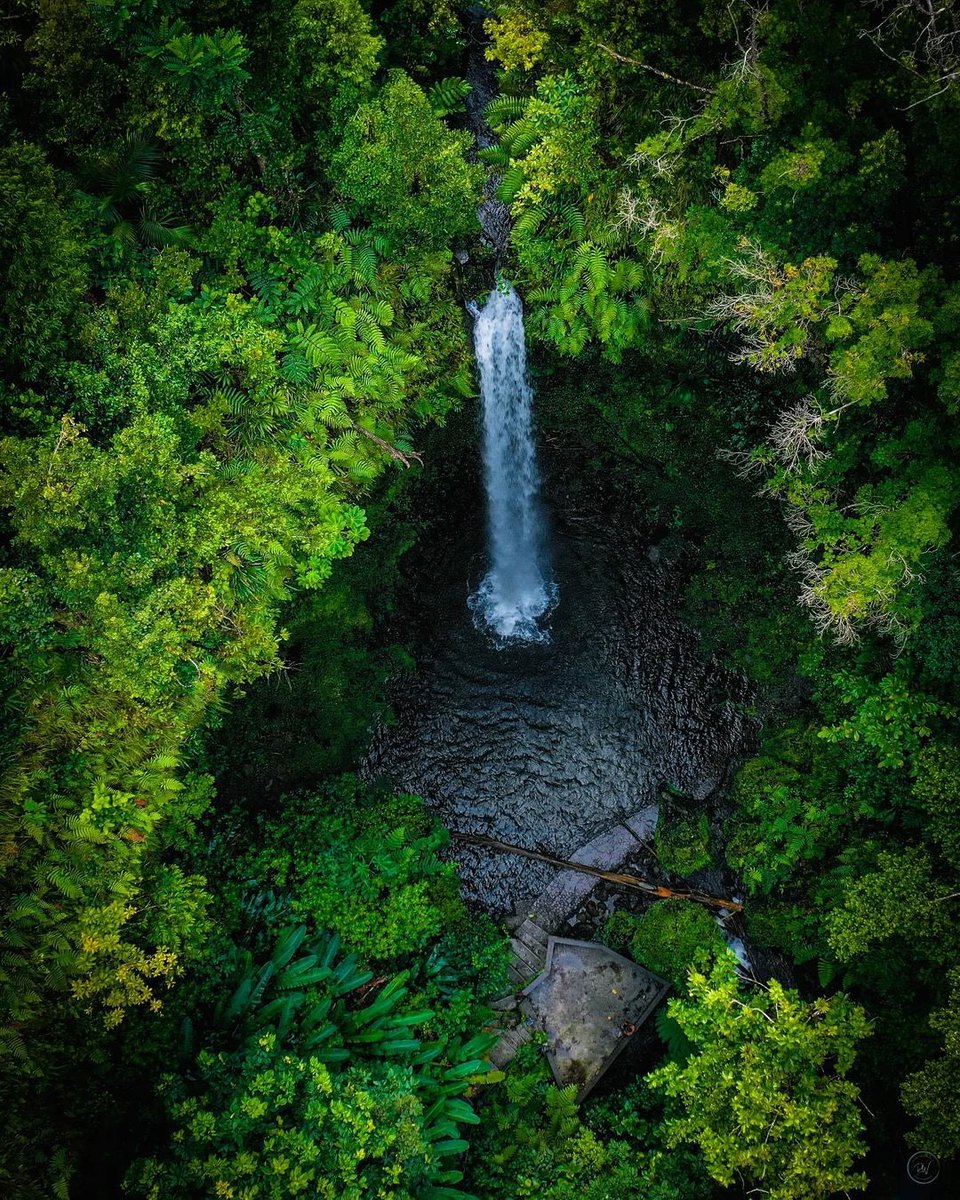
top-left (521, 936), bottom-right (669, 1099)
top-left (529, 805), bottom-right (658, 930)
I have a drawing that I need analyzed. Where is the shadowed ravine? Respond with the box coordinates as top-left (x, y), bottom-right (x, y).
top-left (365, 41), bottom-right (757, 921)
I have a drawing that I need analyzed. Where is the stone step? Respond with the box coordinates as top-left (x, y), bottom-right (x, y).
top-left (508, 962), bottom-right (529, 987)
top-left (515, 945), bottom-right (546, 972)
top-left (510, 937), bottom-right (544, 975)
top-left (516, 918), bottom-right (549, 949)
top-left (489, 1022), bottom-right (534, 1068)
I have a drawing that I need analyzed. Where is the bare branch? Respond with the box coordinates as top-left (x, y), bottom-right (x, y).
top-left (356, 427), bottom-right (423, 469)
top-left (593, 42), bottom-right (717, 93)
top-left (768, 396), bottom-right (830, 473)
top-left (861, 1), bottom-right (960, 107)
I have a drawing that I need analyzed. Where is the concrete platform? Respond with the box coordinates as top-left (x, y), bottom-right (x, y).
top-left (520, 936), bottom-right (669, 1099)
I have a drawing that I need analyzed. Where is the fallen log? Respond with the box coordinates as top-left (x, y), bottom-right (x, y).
top-left (447, 830), bottom-right (744, 913)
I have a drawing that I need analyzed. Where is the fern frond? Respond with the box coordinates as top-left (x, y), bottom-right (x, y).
top-left (512, 206), bottom-right (546, 241)
top-left (477, 145), bottom-right (511, 166)
top-left (485, 95), bottom-right (527, 129)
top-left (556, 201), bottom-right (586, 240)
top-left (428, 77), bottom-right (471, 116)
top-left (501, 118), bottom-right (538, 158)
top-left (329, 204), bottom-right (351, 233)
top-left (496, 166), bottom-right (526, 204)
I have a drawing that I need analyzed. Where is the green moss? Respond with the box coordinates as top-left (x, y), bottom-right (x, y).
top-left (602, 909), bottom-right (639, 956)
top-left (655, 810), bottom-right (712, 875)
top-left (603, 900), bottom-right (726, 991)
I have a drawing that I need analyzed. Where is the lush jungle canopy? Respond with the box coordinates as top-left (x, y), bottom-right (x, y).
top-left (1, 1), bottom-right (959, 1197)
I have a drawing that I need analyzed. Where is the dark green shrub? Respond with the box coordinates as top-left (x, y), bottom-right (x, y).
top-left (226, 778), bottom-right (464, 963)
top-left (603, 900), bottom-right (726, 991)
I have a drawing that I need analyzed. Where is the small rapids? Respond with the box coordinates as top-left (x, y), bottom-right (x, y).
top-left (468, 284), bottom-right (557, 643)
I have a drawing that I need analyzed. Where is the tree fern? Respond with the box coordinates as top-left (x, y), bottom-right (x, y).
top-left (329, 204), bottom-right (351, 233)
top-left (512, 205), bottom-right (546, 241)
top-left (485, 95), bottom-right (527, 129)
top-left (351, 242), bottom-right (378, 285)
top-left (280, 351), bottom-right (313, 386)
top-left (608, 257), bottom-right (644, 293)
top-left (478, 145), bottom-right (511, 166)
top-left (61, 815), bottom-right (109, 845)
top-left (249, 268), bottom-right (282, 306)
top-left (287, 269), bottom-right (325, 317)
top-left (501, 117), bottom-right (538, 158)
top-left (496, 165), bottom-right (526, 204)
top-left (312, 395), bottom-right (352, 428)
top-left (38, 865), bottom-right (85, 900)
top-left (342, 227), bottom-right (389, 257)
top-left (655, 1007), bottom-right (692, 1061)
top-left (289, 322), bottom-right (341, 367)
top-left (546, 1084), bottom-right (579, 1137)
top-left (366, 297), bottom-right (394, 326)
top-left (556, 200), bottom-right (586, 240)
top-left (427, 77), bottom-right (471, 117)
top-left (355, 312), bottom-right (386, 352)
top-left (137, 204), bottom-right (192, 248)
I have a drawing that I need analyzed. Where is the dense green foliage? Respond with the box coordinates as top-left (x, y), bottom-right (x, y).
top-left (487, 0), bottom-right (960, 642)
top-left (649, 954), bottom-right (872, 1200)
top-left (0, 0), bottom-right (481, 1192)
top-left (484, 1), bottom-right (960, 1188)
top-left (3, 0), bottom-right (960, 1197)
top-left (128, 922), bottom-right (502, 1200)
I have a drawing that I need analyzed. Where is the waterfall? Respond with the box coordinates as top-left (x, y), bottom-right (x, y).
top-left (468, 283), bottom-right (557, 643)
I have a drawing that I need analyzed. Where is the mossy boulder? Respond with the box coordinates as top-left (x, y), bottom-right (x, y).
top-left (604, 900), bottom-right (726, 990)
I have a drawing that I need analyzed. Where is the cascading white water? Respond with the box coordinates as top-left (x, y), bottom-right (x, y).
top-left (468, 283), bottom-right (557, 643)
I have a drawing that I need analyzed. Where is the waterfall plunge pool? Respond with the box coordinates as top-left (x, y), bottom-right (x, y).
top-left (365, 285), bottom-right (756, 925)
